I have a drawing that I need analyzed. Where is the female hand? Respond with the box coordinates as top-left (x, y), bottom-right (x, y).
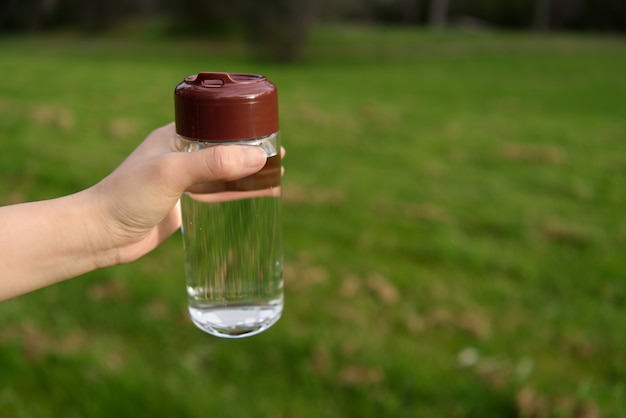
top-left (91, 122), bottom-right (274, 265)
top-left (0, 122), bottom-right (283, 300)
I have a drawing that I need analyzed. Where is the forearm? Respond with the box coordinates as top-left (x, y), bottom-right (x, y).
top-left (0, 189), bottom-right (113, 300)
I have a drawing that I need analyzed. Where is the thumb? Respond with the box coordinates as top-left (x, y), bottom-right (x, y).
top-left (171, 145), bottom-right (268, 192)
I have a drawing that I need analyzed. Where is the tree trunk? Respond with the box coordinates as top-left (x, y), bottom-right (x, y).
top-left (240, 0), bottom-right (315, 62)
top-left (429, 0), bottom-right (449, 29)
top-left (533, 0), bottom-right (552, 31)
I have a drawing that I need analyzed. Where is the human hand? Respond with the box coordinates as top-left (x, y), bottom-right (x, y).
top-left (0, 122), bottom-right (286, 300)
top-left (89, 122), bottom-right (279, 266)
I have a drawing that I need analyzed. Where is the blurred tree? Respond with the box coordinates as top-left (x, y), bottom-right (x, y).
top-left (168, 0), bottom-right (237, 37)
top-left (428, 0), bottom-right (450, 28)
top-left (581, 0), bottom-right (625, 32)
top-left (373, 0), bottom-right (423, 24)
top-left (165, 0), bottom-right (319, 62)
top-left (71, 0), bottom-right (119, 33)
top-left (0, 0), bottom-right (58, 32)
top-left (460, 0), bottom-right (533, 29)
top-left (400, 0), bottom-right (422, 24)
top-left (533, 0), bottom-right (552, 31)
top-left (238, 0), bottom-right (317, 62)
top-left (1, 0), bottom-right (624, 44)
top-left (0, 0), bottom-right (162, 34)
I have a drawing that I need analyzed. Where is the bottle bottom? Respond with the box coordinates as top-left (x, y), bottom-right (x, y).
top-left (188, 300), bottom-right (283, 338)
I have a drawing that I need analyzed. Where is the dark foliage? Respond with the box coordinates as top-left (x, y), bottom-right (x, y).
top-left (1, 0), bottom-right (624, 62)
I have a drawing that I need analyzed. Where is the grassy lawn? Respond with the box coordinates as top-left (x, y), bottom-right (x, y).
top-left (0, 27), bottom-right (625, 417)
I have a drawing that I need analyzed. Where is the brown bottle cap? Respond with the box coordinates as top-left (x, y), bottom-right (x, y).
top-left (174, 72), bottom-right (278, 141)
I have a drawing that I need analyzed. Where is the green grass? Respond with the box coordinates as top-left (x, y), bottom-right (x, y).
top-left (1, 27), bottom-right (625, 417)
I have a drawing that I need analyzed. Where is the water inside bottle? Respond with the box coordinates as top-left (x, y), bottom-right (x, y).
top-left (179, 137), bottom-right (283, 338)
top-left (182, 191), bottom-right (283, 338)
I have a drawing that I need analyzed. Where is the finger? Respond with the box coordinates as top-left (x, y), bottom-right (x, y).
top-left (166, 145), bottom-right (267, 193)
top-left (281, 147), bottom-right (286, 176)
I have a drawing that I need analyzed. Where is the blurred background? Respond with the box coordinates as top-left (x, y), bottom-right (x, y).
top-left (0, 0), bottom-right (625, 417)
top-left (1, 0), bottom-right (626, 61)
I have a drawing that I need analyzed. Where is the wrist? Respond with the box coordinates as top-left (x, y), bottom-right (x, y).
top-left (71, 186), bottom-right (122, 271)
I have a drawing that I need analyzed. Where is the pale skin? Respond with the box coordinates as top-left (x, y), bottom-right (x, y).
top-left (0, 123), bottom-right (284, 301)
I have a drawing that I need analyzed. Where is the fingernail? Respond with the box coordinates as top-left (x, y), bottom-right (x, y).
top-left (242, 146), bottom-right (267, 168)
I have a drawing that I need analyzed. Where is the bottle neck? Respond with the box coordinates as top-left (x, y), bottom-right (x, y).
top-left (176, 132), bottom-right (279, 158)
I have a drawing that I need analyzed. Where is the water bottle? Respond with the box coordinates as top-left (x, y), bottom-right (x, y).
top-left (174, 72), bottom-right (282, 338)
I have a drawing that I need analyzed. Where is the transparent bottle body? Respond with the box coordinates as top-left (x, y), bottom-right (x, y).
top-left (177, 133), bottom-right (283, 338)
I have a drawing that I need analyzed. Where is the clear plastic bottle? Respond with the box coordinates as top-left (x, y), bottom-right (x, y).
top-left (174, 73), bottom-right (282, 338)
